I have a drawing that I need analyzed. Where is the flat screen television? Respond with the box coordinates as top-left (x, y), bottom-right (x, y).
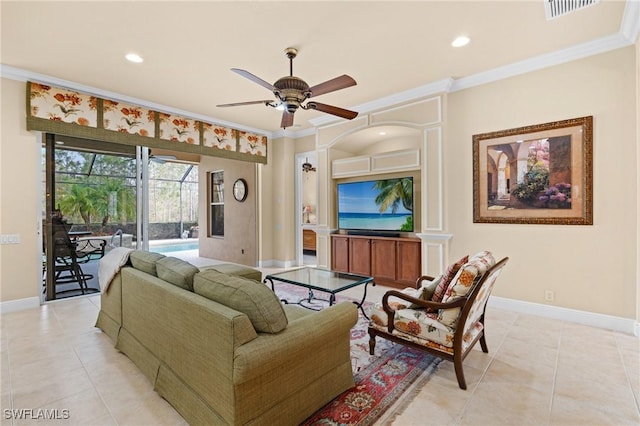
top-left (337, 177), bottom-right (414, 232)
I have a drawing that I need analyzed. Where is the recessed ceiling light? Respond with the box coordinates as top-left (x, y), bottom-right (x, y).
top-left (451, 36), bottom-right (470, 47)
top-left (125, 53), bottom-right (144, 63)
top-left (379, 131), bottom-right (387, 136)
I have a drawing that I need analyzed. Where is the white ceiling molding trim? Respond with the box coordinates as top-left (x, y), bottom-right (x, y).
top-left (272, 126), bottom-right (316, 140)
top-left (620, 0), bottom-right (640, 43)
top-left (0, 64), bottom-right (273, 139)
top-left (450, 32), bottom-right (631, 93)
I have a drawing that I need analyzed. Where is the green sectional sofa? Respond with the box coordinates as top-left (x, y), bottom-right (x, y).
top-left (95, 251), bottom-right (358, 425)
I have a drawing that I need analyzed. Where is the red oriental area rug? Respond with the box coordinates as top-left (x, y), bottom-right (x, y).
top-left (271, 283), bottom-right (441, 425)
top-left (302, 345), bottom-right (440, 425)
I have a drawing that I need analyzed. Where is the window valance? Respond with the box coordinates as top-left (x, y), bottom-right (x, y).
top-left (26, 82), bottom-right (267, 164)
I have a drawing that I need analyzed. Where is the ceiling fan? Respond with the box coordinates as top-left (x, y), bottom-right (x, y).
top-left (302, 158), bottom-right (316, 173)
top-left (217, 48), bottom-right (358, 129)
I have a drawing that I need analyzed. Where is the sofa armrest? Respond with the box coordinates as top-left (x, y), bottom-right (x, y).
top-left (232, 301), bottom-right (357, 384)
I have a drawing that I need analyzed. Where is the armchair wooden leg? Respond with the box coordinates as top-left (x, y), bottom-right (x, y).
top-left (368, 329), bottom-right (377, 355)
top-left (453, 353), bottom-right (467, 390)
top-left (479, 333), bottom-right (489, 353)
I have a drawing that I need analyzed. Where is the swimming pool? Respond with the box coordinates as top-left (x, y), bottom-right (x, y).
top-left (150, 241), bottom-right (199, 254)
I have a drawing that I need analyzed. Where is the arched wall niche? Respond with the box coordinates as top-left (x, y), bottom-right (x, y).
top-left (312, 96), bottom-right (452, 276)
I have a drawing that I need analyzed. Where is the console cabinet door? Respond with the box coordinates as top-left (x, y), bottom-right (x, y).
top-left (349, 238), bottom-right (371, 276)
top-left (332, 236), bottom-right (349, 273)
top-left (396, 240), bottom-right (422, 286)
top-left (371, 239), bottom-right (397, 283)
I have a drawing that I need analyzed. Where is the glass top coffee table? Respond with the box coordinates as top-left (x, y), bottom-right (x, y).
top-left (264, 267), bottom-right (374, 319)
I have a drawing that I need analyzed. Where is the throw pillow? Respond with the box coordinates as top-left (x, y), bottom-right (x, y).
top-left (438, 251), bottom-right (496, 327)
top-left (194, 270), bottom-right (288, 334)
top-left (403, 276), bottom-right (442, 309)
top-left (419, 276), bottom-right (442, 301)
top-left (431, 255), bottom-right (468, 303)
top-left (129, 251), bottom-right (165, 276)
top-left (156, 256), bottom-right (199, 291)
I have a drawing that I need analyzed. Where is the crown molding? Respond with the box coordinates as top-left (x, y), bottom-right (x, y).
top-left (271, 126), bottom-right (316, 140)
top-left (0, 64), bottom-right (274, 138)
top-left (620, 0), bottom-right (640, 43)
top-left (450, 32), bottom-right (632, 93)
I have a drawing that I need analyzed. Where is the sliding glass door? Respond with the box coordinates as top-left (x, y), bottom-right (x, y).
top-left (43, 134), bottom-right (138, 301)
top-left (42, 135), bottom-right (199, 301)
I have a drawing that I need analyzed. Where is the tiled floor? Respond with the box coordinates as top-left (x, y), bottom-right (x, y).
top-left (1, 253), bottom-right (639, 425)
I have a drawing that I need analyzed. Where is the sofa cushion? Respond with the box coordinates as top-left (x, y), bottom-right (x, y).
top-left (156, 256), bottom-right (199, 291)
top-left (194, 270), bottom-right (288, 334)
top-left (431, 255), bottom-right (468, 303)
top-left (207, 263), bottom-right (262, 282)
top-left (129, 251), bottom-right (165, 276)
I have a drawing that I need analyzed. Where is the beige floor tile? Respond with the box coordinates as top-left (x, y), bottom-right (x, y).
top-left (13, 388), bottom-right (113, 426)
top-left (459, 382), bottom-right (552, 425)
top-left (493, 336), bottom-right (559, 369)
top-left (550, 394), bottom-right (640, 426)
top-left (553, 371), bottom-right (638, 416)
top-left (392, 380), bottom-right (470, 425)
top-left (482, 356), bottom-right (555, 392)
top-left (1, 391), bottom-right (12, 413)
top-left (11, 368), bottom-right (94, 410)
top-left (108, 391), bottom-right (186, 426)
top-left (89, 358), bottom-right (157, 410)
top-left (428, 361), bottom-right (485, 392)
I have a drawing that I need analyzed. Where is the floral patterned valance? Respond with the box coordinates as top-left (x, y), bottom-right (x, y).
top-left (26, 82), bottom-right (267, 164)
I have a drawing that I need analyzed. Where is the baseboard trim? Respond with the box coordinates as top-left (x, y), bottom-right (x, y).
top-left (257, 259), bottom-right (297, 269)
top-left (0, 297), bottom-right (40, 314)
top-left (488, 296), bottom-right (639, 337)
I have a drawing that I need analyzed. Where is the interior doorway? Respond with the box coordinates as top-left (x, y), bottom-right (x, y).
top-left (296, 152), bottom-right (317, 266)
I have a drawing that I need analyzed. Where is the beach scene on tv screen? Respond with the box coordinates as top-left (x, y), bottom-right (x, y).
top-left (338, 178), bottom-right (413, 231)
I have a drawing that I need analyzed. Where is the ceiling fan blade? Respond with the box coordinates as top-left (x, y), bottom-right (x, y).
top-left (231, 68), bottom-right (276, 91)
top-left (280, 111), bottom-right (294, 128)
top-left (308, 75), bottom-right (357, 98)
top-left (306, 102), bottom-right (358, 120)
top-left (217, 100), bottom-right (273, 107)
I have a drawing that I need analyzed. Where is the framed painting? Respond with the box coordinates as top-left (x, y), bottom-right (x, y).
top-left (473, 116), bottom-right (593, 225)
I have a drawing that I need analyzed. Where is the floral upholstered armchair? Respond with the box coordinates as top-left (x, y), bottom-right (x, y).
top-left (368, 251), bottom-right (509, 389)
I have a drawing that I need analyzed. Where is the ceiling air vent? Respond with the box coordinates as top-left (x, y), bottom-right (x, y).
top-left (544, 0), bottom-right (600, 20)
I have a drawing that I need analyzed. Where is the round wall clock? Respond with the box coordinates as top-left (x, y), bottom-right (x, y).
top-left (233, 178), bottom-right (248, 202)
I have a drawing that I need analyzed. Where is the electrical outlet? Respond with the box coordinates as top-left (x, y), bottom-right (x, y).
top-left (544, 290), bottom-right (554, 302)
top-left (0, 234), bottom-right (20, 244)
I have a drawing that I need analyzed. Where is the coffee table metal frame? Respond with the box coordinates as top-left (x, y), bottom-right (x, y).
top-left (264, 267), bottom-right (375, 319)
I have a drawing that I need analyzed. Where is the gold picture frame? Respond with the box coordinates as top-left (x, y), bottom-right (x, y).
top-left (473, 116), bottom-right (593, 225)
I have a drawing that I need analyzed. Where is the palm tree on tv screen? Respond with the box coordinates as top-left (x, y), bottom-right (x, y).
top-left (373, 178), bottom-right (413, 231)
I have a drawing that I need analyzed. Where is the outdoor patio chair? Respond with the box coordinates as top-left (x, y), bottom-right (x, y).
top-left (368, 251), bottom-right (508, 389)
top-left (51, 219), bottom-right (105, 295)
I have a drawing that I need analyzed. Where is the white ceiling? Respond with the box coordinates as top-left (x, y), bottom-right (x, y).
top-left (1, 1), bottom-right (636, 136)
